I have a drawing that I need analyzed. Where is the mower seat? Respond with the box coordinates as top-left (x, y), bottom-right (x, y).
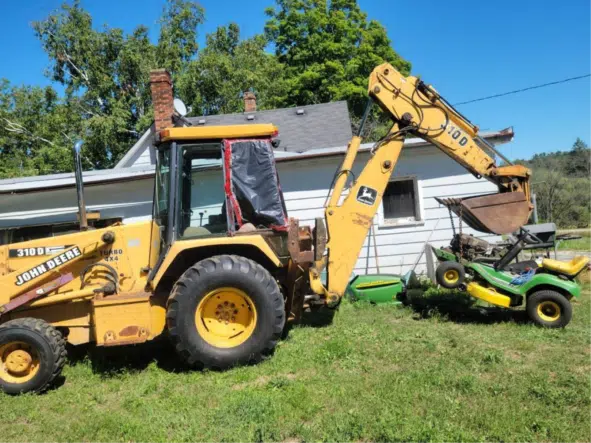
top-left (542, 256), bottom-right (590, 277)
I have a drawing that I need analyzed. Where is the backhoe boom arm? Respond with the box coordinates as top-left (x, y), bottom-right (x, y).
top-left (313, 63), bottom-right (532, 303)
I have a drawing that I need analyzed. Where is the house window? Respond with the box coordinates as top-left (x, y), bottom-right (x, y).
top-left (382, 177), bottom-right (422, 225)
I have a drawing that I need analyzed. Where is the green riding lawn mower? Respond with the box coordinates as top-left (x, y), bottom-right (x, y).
top-left (433, 222), bottom-right (589, 328)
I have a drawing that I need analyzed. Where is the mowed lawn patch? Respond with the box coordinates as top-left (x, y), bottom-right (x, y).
top-left (558, 229), bottom-right (591, 251)
top-left (0, 284), bottom-right (589, 442)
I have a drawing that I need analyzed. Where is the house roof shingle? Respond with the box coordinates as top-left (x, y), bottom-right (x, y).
top-left (115, 101), bottom-right (354, 168)
top-left (186, 101), bottom-right (353, 153)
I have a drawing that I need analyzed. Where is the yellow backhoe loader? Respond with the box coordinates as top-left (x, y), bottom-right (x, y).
top-left (0, 64), bottom-right (535, 394)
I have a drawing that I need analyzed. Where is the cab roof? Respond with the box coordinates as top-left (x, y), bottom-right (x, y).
top-left (158, 124), bottom-right (278, 142)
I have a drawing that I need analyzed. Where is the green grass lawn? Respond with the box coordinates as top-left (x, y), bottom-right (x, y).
top-left (558, 237), bottom-right (591, 251)
top-left (1, 286), bottom-right (589, 442)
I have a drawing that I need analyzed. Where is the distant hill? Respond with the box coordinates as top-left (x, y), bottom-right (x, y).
top-left (515, 138), bottom-right (590, 228)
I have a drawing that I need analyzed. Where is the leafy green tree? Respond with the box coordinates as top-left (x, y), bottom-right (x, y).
top-left (3, 0), bottom-right (414, 178)
top-left (0, 80), bottom-right (81, 178)
top-left (156, 0), bottom-right (204, 77)
top-left (178, 24), bottom-right (289, 116)
top-left (523, 138), bottom-right (591, 228)
top-left (566, 137), bottom-right (590, 177)
top-left (32, 0), bottom-right (203, 169)
top-left (265, 0), bottom-right (411, 117)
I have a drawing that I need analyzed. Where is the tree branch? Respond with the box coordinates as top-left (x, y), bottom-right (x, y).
top-left (1, 117), bottom-right (56, 147)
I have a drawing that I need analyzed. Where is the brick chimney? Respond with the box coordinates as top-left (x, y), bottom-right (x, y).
top-left (150, 69), bottom-right (173, 132)
top-left (243, 91), bottom-right (256, 113)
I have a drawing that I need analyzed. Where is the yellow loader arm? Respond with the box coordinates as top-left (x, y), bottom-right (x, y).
top-left (311, 63), bottom-right (532, 303)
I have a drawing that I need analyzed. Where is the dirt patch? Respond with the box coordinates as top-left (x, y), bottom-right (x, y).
top-left (504, 350), bottom-right (523, 361)
top-left (231, 373), bottom-right (299, 391)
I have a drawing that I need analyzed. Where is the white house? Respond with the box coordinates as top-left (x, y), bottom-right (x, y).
top-left (0, 82), bottom-right (514, 276)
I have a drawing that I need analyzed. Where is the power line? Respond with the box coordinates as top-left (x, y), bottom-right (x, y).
top-left (453, 74), bottom-right (591, 106)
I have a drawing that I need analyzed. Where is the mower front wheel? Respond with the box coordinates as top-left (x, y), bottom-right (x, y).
top-left (527, 290), bottom-right (572, 328)
top-left (436, 261), bottom-right (465, 289)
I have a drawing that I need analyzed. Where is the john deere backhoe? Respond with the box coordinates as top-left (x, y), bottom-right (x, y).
top-left (0, 64), bottom-right (579, 394)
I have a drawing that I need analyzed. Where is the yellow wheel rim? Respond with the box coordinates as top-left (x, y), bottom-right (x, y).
top-left (0, 341), bottom-right (40, 384)
top-left (196, 287), bottom-right (257, 348)
top-left (444, 269), bottom-right (460, 284)
top-left (537, 300), bottom-right (561, 322)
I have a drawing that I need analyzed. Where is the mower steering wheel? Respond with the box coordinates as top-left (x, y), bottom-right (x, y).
top-left (521, 227), bottom-right (544, 245)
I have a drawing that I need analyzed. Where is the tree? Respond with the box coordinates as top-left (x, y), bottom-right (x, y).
top-left (156, 0), bottom-right (204, 77)
top-left (0, 80), bottom-right (82, 178)
top-left (265, 0), bottom-right (411, 118)
top-left (566, 137), bottom-right (590, 177)
top-left (523, 138), bottom-right (591, 228)
top-left (177, 24), bottom-right (289, 116)
top-left (32, 0), bottom-right (203, 169)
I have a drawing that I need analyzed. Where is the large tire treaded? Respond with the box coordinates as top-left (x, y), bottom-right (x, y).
top-left (166, 255), bottom-right (284, 369)
top-left (0, 317), bottom-right (66, 394)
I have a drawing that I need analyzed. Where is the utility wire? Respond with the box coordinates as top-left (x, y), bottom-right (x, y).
top-left (453, 74), bottom-right (591, 106)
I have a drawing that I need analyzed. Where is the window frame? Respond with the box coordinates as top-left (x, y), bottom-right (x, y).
top-left (378, 175), bottom-right (425, 228)
top-left (177, 141), bottom-right (227, 240)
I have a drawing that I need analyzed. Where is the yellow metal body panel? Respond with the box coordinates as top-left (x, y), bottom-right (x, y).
top-left (0, 221), bottom-right (154, 307)
top-left (26, 288), bottom-right (95, 308)
top-left (323, 129), bottom-right (405, 299)
top-left (150, 235), bottom-right (282, 288)
top-left (368, 63), bottom-right (531, 200)
top-left (0, 221), bottom-right (159, 346)
top-left (6, 301), bottom-right (92, 345)
top-left (466, 282), bottom-right (511, 307)
top-left (148, 220), bottom-right (162, 272)
top-left (7, 300), bottom-right (91, 328)
top-left (93, 293), bottom-right (162, 346)
top-left (159, 124), bottom-right (278, 142)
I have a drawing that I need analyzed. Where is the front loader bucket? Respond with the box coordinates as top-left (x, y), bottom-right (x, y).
top-left (436, 192), bottom-right (531, 235)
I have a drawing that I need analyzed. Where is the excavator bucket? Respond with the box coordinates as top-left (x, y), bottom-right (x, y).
top-left (436, 192), bottom-right (531, 235)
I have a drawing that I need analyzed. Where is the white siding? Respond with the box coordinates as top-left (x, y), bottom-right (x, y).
top-left (131, 148), bottom-right (154, 168)
top-left (1, 144), bottom-right (500, 278)
top-left (276, 146), bottom-right (500, 276)
top-left (0, 178), bottom-right (154, 229)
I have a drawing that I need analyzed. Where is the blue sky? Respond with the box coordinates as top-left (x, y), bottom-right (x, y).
top-left (1, 0), bottom-right (589, 160)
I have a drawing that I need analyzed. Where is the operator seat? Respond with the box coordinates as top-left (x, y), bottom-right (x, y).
top-left (541, 256), bottom-right (590, 278)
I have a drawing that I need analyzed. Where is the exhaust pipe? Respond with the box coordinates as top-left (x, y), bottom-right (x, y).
top-left (73, 140), bottom-right (88, 231)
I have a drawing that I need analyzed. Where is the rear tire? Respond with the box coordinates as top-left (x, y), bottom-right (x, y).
top-left (166, 255), bottom-right (285, 369)
top-left (0, 318), bottom-right (66, 395)
top-left (527, 290), bottom-right (572, 328)
top-left (436, 261), bottom-right (465, 289)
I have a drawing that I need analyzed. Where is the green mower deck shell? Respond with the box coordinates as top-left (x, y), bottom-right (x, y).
top-left (433, 247), bottom-right (458, 262)
top-left (347, 274), bottom-right (405, 304)
top-left (468, 262), bottom-right (581, 299)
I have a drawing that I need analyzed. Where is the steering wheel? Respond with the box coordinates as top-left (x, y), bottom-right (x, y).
top-left (520, 227), bottom-right (544, 245)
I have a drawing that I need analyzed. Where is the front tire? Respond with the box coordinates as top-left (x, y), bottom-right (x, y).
top-left (527, 290), bottom-right (572, 328)
top-left (0, 318), bottom-right (66, 395)
top-left (436, 261), bottom-right (465, 289)
top-left (166, 255), bottom-right (285, 369)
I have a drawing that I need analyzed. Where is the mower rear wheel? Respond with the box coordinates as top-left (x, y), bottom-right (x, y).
top-left (0, 318), bottom-right (66, 395)
top-left (527, 290), bottom-right (572, 328)
top-left (166, 255), bottom-right (285, 369)
top-left (436, 261), bottom-right (465, 289)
